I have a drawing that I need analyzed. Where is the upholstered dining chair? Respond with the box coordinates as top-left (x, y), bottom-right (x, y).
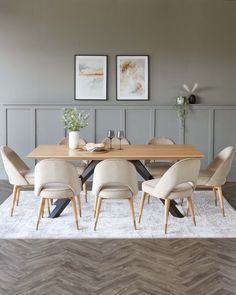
top-left (92, 159), bottom-right (138, 230)
top-left (58, 136), bottom-right (88, 202)
top-left (102, 137), bottom-right (131, 147)
top-left (196, 146), bottom-right (234, 216)
top-left (144, 137), bottom-right (175, 204)
top-left (139, 158), bottom-right (200, 234)
top-left (145, 137), bottom-right (175, 177)
top-left (0, 145), bottom-right (35, 216)
top-left (35, 159), bottom-right (81, 230)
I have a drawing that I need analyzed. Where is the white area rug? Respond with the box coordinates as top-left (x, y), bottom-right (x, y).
top-left (0, 191), bottom-right (236, 238)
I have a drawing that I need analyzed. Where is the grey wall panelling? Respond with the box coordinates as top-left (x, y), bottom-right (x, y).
top-left (0, 104), bottom-right (236, 181)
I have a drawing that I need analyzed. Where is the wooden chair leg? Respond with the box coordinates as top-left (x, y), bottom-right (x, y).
top-left (217, 186), bottom-right (225, 217)
top-left (138, 191), bottom-right (147, 223)
top-left (41, 198), bottom-right (46, 218)
top-left (77, 194), bottom-right (82, 217)
top-left (16, 186), bottom-right (21, 206)
top-left (83, 182), bottom-right (88, 203)
top-left (164, 199), bottom-right (170, 234)
top-left (71, 196), bottom-right (79, 230)
top-left (46, 199), bottom-right (51, 215)
top-left (147, 195), bottom-right (151, 204)
top-left (11, 185), bottom-right (18, 216)
top-left (213, 187), bottom-right (217, 206)
top-left (187, 196), bottom-right (196, 226)
top-left (94, 197), bottom-right (102, 231)
top-left (36, 198), bottom-right (45, 230)
top-left (128, 197), bottom-right (137, 230)
top-left (94, 195), bottom-right (99, 218)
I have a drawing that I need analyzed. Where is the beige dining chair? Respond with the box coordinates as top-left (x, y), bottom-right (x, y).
top-left (92, 159), bottom-right (138, 230)
top-left (197, 146), bottom-right (234, 216)
top-left (35, 159), bottom-right (81, 230)
top-left (59, 136), bottom-right (88, 202)
top-left (144, 137), bottom-right (175, 204)
top-left (102, 137), bottom-right (130, 147)
top-left (139, 158), bottom-right (200, 234)
top-left (0, 145), bottom-right (35, 216)
top-left (145, 137), bottom-right (175, 177)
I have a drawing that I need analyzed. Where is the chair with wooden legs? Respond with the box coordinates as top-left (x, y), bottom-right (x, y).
top-left (145, 137), bottom-right (175, 178)
top-left (144, 137), bottom-right (175, 204)
top-left (0, 145), bottom-right (36, 216)
top-left (34, 159), bottom-right (81, 230)
top-left (92, 159), bottom-right (138, 231)
top-left (196, 146), bottom-right (234, 216)
top-left (58, 137), bottom-right (88, 203)
top-left (139, 158), bottom-right (200, 234)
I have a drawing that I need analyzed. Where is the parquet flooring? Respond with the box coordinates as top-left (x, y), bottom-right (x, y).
top-left (0, 180), bottom-right (236, 295)
top-left (0, 239), bottom-right (236, 295)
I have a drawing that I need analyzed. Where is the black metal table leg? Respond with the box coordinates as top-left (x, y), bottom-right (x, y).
top-left (130, 160), bottom-right (184, 218)
top-left (80, 160), bottom-right (101, 184)
top-left (48, 198), bottom-right (71, 218)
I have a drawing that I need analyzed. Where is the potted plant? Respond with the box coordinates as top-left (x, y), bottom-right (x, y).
top-left (175, 96), bottom-right (189, 127)
top-left (62, 108), bottom-right (89, 149)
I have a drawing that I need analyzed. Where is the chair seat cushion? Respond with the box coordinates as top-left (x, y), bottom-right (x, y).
top-left (39, 183), bottom-right (74, 199)
top-left (197, 169), bottom-right (214, 186)
top-left (99, 185), bottom-right (132, 199)
top-left (21, 169), bottom-right (34, 185)
top-left (142, 178), bottom-right (193, 200)
top-left (145, 162), bottom-right (172, 177)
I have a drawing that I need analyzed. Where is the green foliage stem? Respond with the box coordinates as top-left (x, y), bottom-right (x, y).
top-left (62, 108), bottom-right (89, 132)
top-left (175, 98), bottom-right (189, 127)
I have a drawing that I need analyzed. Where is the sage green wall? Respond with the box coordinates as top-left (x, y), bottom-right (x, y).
top-left (0, 0), bottom-right (236, 105)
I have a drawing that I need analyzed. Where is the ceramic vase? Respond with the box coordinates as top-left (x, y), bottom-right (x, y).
top-left (69, 131), bottom-right (80, 149)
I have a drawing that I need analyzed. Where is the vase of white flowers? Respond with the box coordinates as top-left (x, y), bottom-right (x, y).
top-left (62, 108), bottom-right (89, 149)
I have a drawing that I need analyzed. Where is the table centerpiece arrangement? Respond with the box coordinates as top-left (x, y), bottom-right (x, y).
top-left (62, 107), bottom-right (89, 149)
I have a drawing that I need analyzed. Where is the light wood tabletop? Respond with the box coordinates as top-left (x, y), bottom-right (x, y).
top-left (28, 144), bottom-right (204, 160)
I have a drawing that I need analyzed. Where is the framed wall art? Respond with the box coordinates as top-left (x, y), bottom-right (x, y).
top-left (116, 55), bottom-right (149, 101)
top-left (74, 55), bottom-right (108, 100)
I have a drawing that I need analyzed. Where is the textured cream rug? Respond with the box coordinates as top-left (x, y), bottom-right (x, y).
top-left (0, 191), bottom-right (236, 238)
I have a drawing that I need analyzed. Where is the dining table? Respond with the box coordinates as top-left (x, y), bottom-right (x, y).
top-left (28, 144), bottom-right (204, 219)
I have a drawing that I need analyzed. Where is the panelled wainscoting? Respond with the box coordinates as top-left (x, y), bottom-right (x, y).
top-left (0, 104), bottom-right (236, 180)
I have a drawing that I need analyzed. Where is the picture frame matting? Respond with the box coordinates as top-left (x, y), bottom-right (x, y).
top-left (116, 55), bottom-right (149, 101)
top-left (74, 55), bottom-right (108, 101)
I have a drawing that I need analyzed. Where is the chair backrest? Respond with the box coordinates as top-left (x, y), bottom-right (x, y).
top-left (92, 159), bottom-right (138, 197)
top-left (153, 158), bottom-right (200, 199)
top-left (207, 146), bottom-right (234, 186)
top-left (34, 159), bottom-right (81, 196)
top-left (58, 136), bottom-right (86, 146)
top-left (0, 146), bottom-right (30, 185)
top-left (147, 137), bottom-right (175, 145)
top-left (145, 137), bottom-right (175, 165)
top-left (102, 137), bottom-right (130, 146)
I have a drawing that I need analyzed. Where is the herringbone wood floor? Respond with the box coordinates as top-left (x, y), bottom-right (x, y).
top-left (0, 180), bottom-right (236, 295)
